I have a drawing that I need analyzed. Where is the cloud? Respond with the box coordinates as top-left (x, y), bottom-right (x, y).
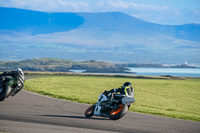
top-left (106, 0), bottom-right (169, 11)
top-left (0, 0), bottom-right (171, 12)
top-left (0, 0), bottom-right (89, 12)
top-left (96, 0), bottom-right (200, 25)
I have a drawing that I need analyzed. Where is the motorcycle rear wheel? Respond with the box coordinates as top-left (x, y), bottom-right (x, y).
top-left (0, 86), bottom-right (12, 101)
top-left (109, 104), bottom-right (128, 120)
top-left (85, 105), bottom-right (95, 117)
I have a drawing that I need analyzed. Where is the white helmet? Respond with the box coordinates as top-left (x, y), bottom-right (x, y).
top-left (15, 68), bottom-right (24, 75)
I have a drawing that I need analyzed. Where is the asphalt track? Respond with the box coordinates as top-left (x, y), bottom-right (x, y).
top-left (0, 90), bottom-right (200, 133)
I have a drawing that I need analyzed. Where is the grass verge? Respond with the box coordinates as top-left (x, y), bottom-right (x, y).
top-left (24, 75), bottom-right (200, 122)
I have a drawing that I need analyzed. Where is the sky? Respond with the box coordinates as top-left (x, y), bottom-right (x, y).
top-left (0, 0), bottom-right (200, 25)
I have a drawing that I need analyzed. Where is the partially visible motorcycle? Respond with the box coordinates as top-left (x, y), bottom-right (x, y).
top-left (0, 76), bottom-right (21, 101)
top-left (85, 92), bottom-right (135, 120)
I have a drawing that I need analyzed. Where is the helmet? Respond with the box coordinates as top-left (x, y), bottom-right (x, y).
top-left (123, 82), bottom-right (132, 87)
top-left (15, 68), bottom-right (24, 75)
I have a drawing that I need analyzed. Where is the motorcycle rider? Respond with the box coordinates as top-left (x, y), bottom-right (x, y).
top-left (0, 68), bottom-right (25, 96)
top-left (104, 82), bottom-right (135, 107)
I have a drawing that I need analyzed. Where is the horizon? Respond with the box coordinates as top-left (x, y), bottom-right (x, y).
top-left (0, 57), bottom-right (199, 67)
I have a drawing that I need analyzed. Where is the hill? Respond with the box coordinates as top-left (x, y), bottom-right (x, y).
top-left (0, 58), bottom-right (129, 73)
top-left (0, 7), bottom-right (200, 64)
top-left (0, 7), bottom-right (84, 35)
top-left (1, 7), bottom-right (200, 42)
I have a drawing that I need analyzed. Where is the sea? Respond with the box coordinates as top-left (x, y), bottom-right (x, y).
top-left (69, 68), bottom-right (200, 77)
top-left (125, 67), bottom-right (200, 77)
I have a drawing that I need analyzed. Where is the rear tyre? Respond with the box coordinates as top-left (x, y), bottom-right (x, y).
top-left (0, 86), bottom-right (12, 101)
top-left (109, 104), bottom-right (128, 120)
top-left (85, 105), bottom-right (95, 117)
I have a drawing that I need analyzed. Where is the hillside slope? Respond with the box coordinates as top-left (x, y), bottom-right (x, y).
top-left (0, 58), bottom-right (128, 73)
top-left (0, 7), bottom-right (84, 35)
top-left (1, 7), bottom-right (200, 45)
top-left (0, 7), bottom-right (199, 64)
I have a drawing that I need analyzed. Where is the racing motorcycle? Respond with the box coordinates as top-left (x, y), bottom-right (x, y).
top-left (85, 92), bottom-right (135, 120)
top-left (0, 76), bottom-right (20, 101)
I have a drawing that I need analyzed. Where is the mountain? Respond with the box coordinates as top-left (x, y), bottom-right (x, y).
top-left (0, 7), bottom-right (84, 35)
top-left (0, 7), bottom-right (200, 64)
top-left (172, 24), bottom-right (200, 42)
top-left (77, 12), bottom-right (200, 42)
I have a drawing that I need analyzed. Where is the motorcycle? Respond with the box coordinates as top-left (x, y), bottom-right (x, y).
top-left (0, 76), bottom-right (21, 101)
top-left (85, 92), bottom-right (135, 120)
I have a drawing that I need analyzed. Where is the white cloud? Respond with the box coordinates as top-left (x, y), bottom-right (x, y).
top-left (0, 0), bottom-right (170, 12)
top-left (96, 0), bottom-right (200, 25)
top-left (106, 0), bottom-right (169, 11)
top-left (0, 0), bottom-right (89, 12)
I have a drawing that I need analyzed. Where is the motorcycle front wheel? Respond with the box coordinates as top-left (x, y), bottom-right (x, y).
top-left (109, 104), bottom-right (128, 120)
top-left (0, 86), bottom-right (12, 101)
top-left (85, 105), bottom-right (95, 117)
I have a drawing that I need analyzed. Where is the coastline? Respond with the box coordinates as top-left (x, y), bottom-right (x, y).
top-left (23, 71), bottom-right (200, 80)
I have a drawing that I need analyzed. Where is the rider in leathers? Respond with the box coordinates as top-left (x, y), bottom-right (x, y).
top-left (0, 68), bottom-right (25, 96)
top-left (104, 82), bottom-right (135, 107)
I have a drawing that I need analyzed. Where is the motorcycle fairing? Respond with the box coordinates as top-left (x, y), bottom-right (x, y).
top-left (94, 93), bottom-right (108, 116)
top-left (122, 96), bottom-right (135, 106)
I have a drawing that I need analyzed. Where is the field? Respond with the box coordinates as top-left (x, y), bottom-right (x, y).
top-left (24, 75), bottom-right (200, 122)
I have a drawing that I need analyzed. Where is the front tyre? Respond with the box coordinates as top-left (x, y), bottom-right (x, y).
top-left (0, 86), bottom-right (12, 101)
top-left (109, 104), bottom-right (128, 120)
top-left (85, 105), bottom-right (95, 117)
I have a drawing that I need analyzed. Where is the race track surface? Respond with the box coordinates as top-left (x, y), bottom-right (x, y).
top-left (0, 90), bottom-right (200, 133)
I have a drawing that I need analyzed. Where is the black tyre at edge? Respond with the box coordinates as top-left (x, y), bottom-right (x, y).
top-left (109, 104), bottom-right (128, 120)
top-left (85, 105), bottom-right (95, 117)
top-left (0, 86), bottom-right (12, 101)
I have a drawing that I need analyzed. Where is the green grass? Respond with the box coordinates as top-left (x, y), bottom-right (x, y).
top-left (24, 75), bottom-right (200, 122)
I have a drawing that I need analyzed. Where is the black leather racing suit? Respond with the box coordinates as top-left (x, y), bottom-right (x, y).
top-left (105, 86), bottom-right (134, 102)
top-left (0, 71), bottom-right (25, 95)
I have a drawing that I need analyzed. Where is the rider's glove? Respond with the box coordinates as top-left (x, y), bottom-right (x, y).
top-left (104, 90), bottom-right (109, 94)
